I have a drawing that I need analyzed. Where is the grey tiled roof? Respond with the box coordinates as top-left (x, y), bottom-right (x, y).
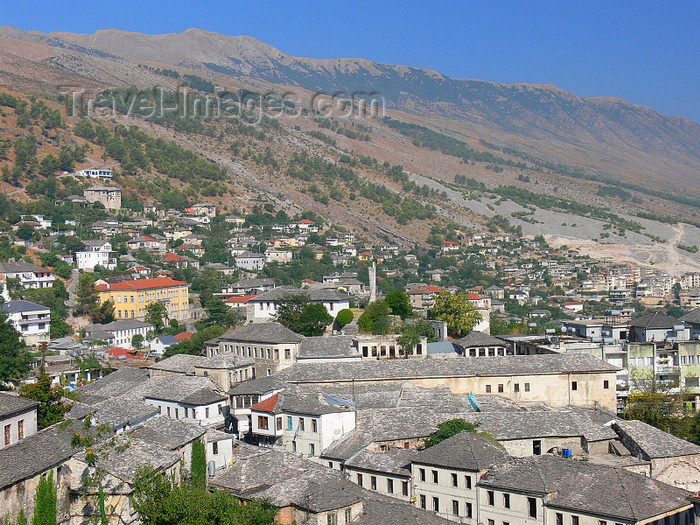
top-left (131, 415), bottom-right (206, 450)
top-left (196, 354), bottom-right (256, 369)
top-left (277, 390), bottom-right (355, 416)
top-left (75, 396), bottom-right (159, 431)
top-left (412, 430), bottom-right (509, 471)
top-left (356, 492), bottom-right (453, 525)
top-left (345, 448), bottom-right (417, 477)
top-left (298, 336), bottom-right (360, 359)
top-left (149, 354), bottom-right (204, 374)
top-left (612, 419), bottom-right (700, 459)
top-left (141, 375), bottom-right (226, 405)
top-left (479, 455), bottom-right (691, 522)
top-left (679, 308), bottom-right (700, 324)
top-left (629, 311), bottom-right (678, 329)
top-left (0, 261), bottom-right (49, 274)
top-left (0, 392), bottom-right (39, 418)
top-left (454, 331), bottom-right (508, 349)
top-left (211, 445), bottom-right (362, 512)
top-left (76, 368), bottom-right (150, 403)
top-left (1, 300), bottom-right (50, 314)
top-left (219, 321), bottom-right (305, 344)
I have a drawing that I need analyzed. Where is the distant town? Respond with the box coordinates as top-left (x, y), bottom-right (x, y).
top-left (1, 175), bottom-right (700, 525)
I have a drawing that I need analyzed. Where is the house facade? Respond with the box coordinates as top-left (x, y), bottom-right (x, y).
top-left (96, 277), bottom-right (190, 322)
top-left (83, 185), bottom-right (122, 210)
top-left (76, 240), bottom-right (115, 270)
top-left (1, 300), bottom-right (51, 346)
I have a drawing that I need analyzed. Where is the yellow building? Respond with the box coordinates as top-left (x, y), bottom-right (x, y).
top-left (96, 277), bottom-right (189, 322)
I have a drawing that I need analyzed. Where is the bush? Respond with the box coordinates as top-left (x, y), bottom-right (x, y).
top-left (336, 308), bottom-right (354, 328)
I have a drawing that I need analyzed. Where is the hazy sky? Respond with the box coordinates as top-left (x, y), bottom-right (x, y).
top-left (4, 0), bottom-right (699, 122)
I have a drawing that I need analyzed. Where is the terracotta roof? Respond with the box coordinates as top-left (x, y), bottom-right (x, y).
top-left (224, 294), bottom-right (257, 304)
top-left (298, 219), bottom-right (315, 224)
top-left (406, 285), bottom-right (445, 295)
top-left (164, 252), bottom-right (189, 262)
top-left (96, 277), bottom-right (186, 291)
top-left (251, 393), bottom-right (280, 413)
top-left (467, 293), bottom-right (483, 300)
top-left (174, 332), bottom-right (193, 342)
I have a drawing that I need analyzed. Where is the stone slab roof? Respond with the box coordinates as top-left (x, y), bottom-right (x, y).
top-left (76, 368), bottom-right (150, 404)
top-left (298, 335), bottom-right (360, 359)
top-left (131, 415), bottom-right (206, 450)
top-left (412, 430), bottom-right (509, 471)
top-left (345, 448), bottom-right (417, 477)
top-left (612, 419), bottom-right (700, 459)
top-left (680, 308), bottom-right (700, 324)
top-left (1, 300), bottom-right (50, 314)
top-left (479, 455), bottom-right (692, 522)
top-left (454, 331), bottom-right (508, 349)
top-left (148, 354), bottom-right (204, 374)
top-left (218, 322), bottom-right (304, 344)
top-left (0, 392), bottom-right (39, 418)
top-left (629, 311), bottom-right (679, 329)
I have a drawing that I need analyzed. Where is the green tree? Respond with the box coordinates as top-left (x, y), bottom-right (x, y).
top-left (275, 294), bottom-right (333, 336)
top-left (91, 299), bottom-right (115, 324)
top-left (0, 314), bottom-right (31, 387)
top-left (357, 299), bottom-right (392, 334)
top-left (32, 470), bottom-right (57, 525)
top-left (397, 325), bottom-right (420, 358)
top-left (385, 290), bottom-right (412, 319)
top-left (190, 437), bottom-right (207, 491)
top-left (162, 325), bottom-right (228, 359)
top-left (335, 308), bottom-right (354, 329)
top-left (131, 334), bottom-right (144, 350)
top-left (145, 302), bottom-right (168, 332)
top-left (20, 372), bottom-right (72, 429)
top-left (424, 419), bottom-right (480, 448)
top-left (74, 273), bottom-right (99, 317)
top-left (431, 292), bottom-right (482, 337)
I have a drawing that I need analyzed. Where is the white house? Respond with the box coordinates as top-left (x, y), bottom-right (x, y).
top-left (76, 240), bottom-right (116, 270)
top-left (235, 251), bottom-right (267, 271)
top-left (84, 319), bottom-right (154, 349)
top-left (1, 300), bottom-right (51, 346)
top-left (0, 393), bottom-right (39, 449)
top-left (76, 168), bottom-right (112, 180)
top-left (148, 335), bottom-right (179, 357)
top-left (142, 375), bottom-right (228, 427)
top-left (0, 261), bottom-right (55, 300)
top-left (247, 286), bottom-right (350, 323)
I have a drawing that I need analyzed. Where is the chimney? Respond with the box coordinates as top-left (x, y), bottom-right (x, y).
top-left (369, 260), bottom-right (377, 303)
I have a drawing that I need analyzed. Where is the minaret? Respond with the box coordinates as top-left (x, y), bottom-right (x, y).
top-left (369, 260), bottom-right (377, 303)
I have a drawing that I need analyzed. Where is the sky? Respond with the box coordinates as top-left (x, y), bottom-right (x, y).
top-left (3, 0), bottom-right (699, 122)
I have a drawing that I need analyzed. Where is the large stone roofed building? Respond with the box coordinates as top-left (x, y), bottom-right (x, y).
top-left (148, 352), bottom-right (258, 389)
top-left (478, 455), bottom-right (694, 525)
top-left (83, 184), bottom-right (121, 210)
top-left (297, 335), bottom-right (360, 361)
top-left (95, 277), bottom-right (189, 322)
top-left (231, 353), bottom-right (619, 411)
top-left (247, 285), bottom-right (350, 322)
top-left (210, 442), bottom-right (452, 525)
top-left (414, 430), bottom-right (509, 472)
top-left (0, 393), bottom-right (39, 449)
top-left (343, 448), bottom-right (418, 501)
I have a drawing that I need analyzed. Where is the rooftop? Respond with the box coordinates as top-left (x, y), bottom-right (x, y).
top-left (1, 300), bottom-right (50, 314)
top-left (612, 419), bottom-right (700, 459)
top-left (297, 336), bottom-right (359, 360)
top-left (413, 430), bottom-right (509, 471)
top-left (95, 277), bottom-right (186, 291)
top-left (0, 392), bottom-right (39, 418)
top-left (218, 322), bottom-right (304, 344)
top-left (454, 331), bottom-right (508, 349)
top-left (629, 311), bottom-right (679, 329)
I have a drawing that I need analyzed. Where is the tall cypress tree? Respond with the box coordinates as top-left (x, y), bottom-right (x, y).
top-left (32, 471), bottom-right (57, 525)
top-left (189, 438), bottom-right (207, 491)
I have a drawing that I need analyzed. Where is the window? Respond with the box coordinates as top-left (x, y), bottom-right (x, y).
top-left (604, 380), bottom-right (609, 389)
top-left (466, 503), bottom-right (473, 518)
top-left (533, 440), bottom-right (542, 455)
top-left (4, 424), bottom-right (10, 445)
top-left (258, 416), bottom-right (269, 430)
top-left (432, 497), bottom-right (439, 512)
top-left (487, 490), bottom-right (495, 506)
top-left (276, 417), bottom-right (282, 431)
top-left (167, 407), bottom-right (171, 417)
top-left (312, 419), bottom-right (318, 433)
top-left (310, 444), bottom-right (315, 456)
top-left (572, 517), bottom-right (579, 525)
top-left (503, 493), bottom-right (510, 509)
top-left (345, 509), bottom-right (352, 523)
top-left (371, 476), bottom-right (377, 490)
top-left (419, 468), bottom-right (426, 482)
top-left (327, 512), bottom-right (337, 525)
top-left (175, 408), bottom-right (179, 419)
top-left (465, 475), bottom-right (472, 489)
top-left (432, 470), bottom-right (439, 483)
top-left (292, 441), bottom-right (297, 453)
top-left (419, 495), bottom-right (426, 509)
top-left (498, 384), bottom-right (504, 393)
top-left (357, 473), bottom-right (363, 487)
top-left (212, 442), bottom-right (218, 455)
top-left (488, 520), bottom-right (495, 525)
top-left (451, 473), bottom-right (458, 487)
top-left (18, 420), bottom-right (24, 440)
top-left (285, 349), bottom-right (291, 360)
top-left (328, 461), bottom-right (334, 468)
top-left (452, 500), bottom-right (459, 516)
top-left (387, 479), bottom-right (394, 493)
top-left (571, 381), bottom-right (578, 391)
top-left (299, 418), bottom-right (305, 431)
top-left (524, 383), bottom-right (530, 392)
top-left (599, 521), bottom-right (607, 525)
top-left (528, 497), bottom-right (537, 518)
top-left (486, 385), bottom-right (492, 393)
top-left (205, 407), bottom-right (210, 419)
top-left (402, 481), bottom-right (409, 496)
top-left (514, 383), bottom-right (520, 392)
top-left (556, 513), bottom-right (563, 525)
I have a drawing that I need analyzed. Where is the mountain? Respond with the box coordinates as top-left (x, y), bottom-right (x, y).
top-left (1, 26), bottom-right (698, 190)
top-left (0, 27), bottom-right (698, 272)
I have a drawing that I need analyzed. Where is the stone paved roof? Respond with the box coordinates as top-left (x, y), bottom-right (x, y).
top-left (680, 308), bottom-right (700, 324)
top-left (629, 311), bottom-right (679, 329)
top-left (141, 375), bottom-right (226, 405)
top-left (148, 354), bottom-right (204, 374)
top-left (345, 448), bottom-right (417, 477)
top-left (1, 300), bottom-right (50, 314)
top-left (612, 419), bottom-right (700, 459)
top-left (454, 331), bottom-right (508, 349)
top-left (297, 336), bottom-right (360, 359)
top-left (413, 430), bottom-right (509, 471)
top-left (355, 491), bottom-right (453, 525)
top-left (76, 368), bottom-right (150, 403)
top-left (218, 322), bottom-right (304, 344)
top-left (479, 455), bottom-right (692, 522)
top-left (131, 415), bottom-right (206, 450)
top-left (0, 392), bottom-right (39, 418)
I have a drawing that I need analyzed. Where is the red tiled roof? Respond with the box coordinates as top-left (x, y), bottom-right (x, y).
top-left (298, 219), bottom-right (315, 224)
top-left (174, 332), bottom-right (193, 342)
top-left (224, 295), bottom-right (258, 304)
top-left (251, 393), bottom-right (279, 413)
top-left (176, 244), bottom-right (202, 250)
top-left (467, 293), bottom-right (483, 300)
top-left (164, 252), bottom-right (188, 262)
top-left (106, 347), bottom-right (146, 359)
top-left (406, 285), bottom-right (446, 295)
top-left (96, 277), bottom-right (186, 291)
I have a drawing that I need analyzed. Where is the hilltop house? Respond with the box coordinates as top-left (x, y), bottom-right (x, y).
top-left (76, 240), bottom-right (116, 270)
top-left (83, 185), bottom-right (121, 210)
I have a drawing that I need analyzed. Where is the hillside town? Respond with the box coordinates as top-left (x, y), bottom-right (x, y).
top-left (1, 184), bottom-right (700, 525)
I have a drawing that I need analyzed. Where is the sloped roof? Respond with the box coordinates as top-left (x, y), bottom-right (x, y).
top-left (130, 415), bottom-right (206, 451)
top-left (612, 419), bottom-right (700, 459)
top-left (0, 392), bottom-right (39, 418)
top-left (413, 430), bottom-right (509, 471)
top-left (149, 353), bottom-right (203, 374)
top-left (345, 448), bottom-right (417, 476)
top-left (298, 336), bottom-right (359, 359)
top-left (479, 455), bottom-right (691, 522)
top-left (679, 308), bottom-right (700, 324)
top-left (1, 300), bottom-right (50, 314)
top-left (251, 393), bottom-right (280, 413)
top-left (95, 277), bottom-right (186, 291)
top-left (219, 322), bottom-right (304, 344)
top-left (454, 331), bottom-right (507, 349)
top-left (629, 311), bottom-right (678, 329)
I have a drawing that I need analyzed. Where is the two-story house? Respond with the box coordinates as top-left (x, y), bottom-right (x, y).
top-left (1, 300), bottom-right (51, 346)
top-left (76, 240), bottom-right (116, 270)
